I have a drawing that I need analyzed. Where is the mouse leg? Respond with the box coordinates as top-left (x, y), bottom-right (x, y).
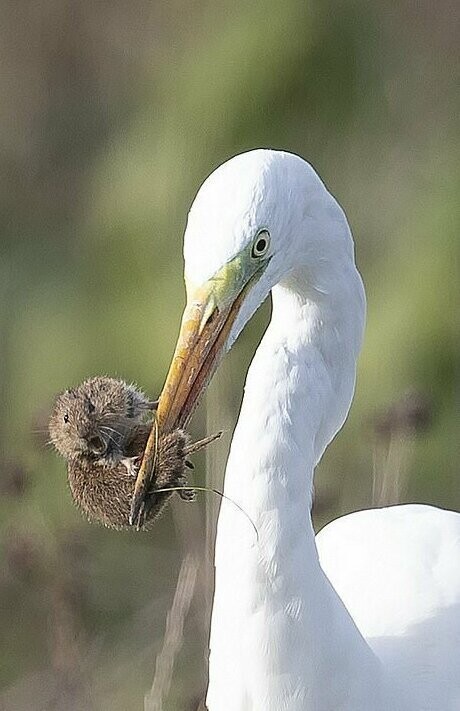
top-left (176, 471), bottom-right (195, 502)
top-left (154, 461), bottom-right (196, 502)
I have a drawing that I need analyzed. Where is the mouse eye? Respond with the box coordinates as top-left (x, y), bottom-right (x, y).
top-left (63, 413), bottom-right (69, 424)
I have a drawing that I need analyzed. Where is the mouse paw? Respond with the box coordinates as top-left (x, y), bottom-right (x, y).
top-left (179, 488), bottom-right (195, 501)
top-left (121, 456), bottom-right (140, 477)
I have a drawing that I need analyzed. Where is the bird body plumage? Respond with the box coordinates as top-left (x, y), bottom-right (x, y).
top-left (180, 150), bottom-right (460, 710)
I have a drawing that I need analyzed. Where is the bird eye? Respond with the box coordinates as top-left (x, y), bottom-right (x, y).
top-left (251, 230), bottom-right (270, 258)
top-left (63, 413), bottom-right (69, 424)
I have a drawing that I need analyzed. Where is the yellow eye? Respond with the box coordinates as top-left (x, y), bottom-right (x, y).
top-left (251, 230), bottom-right (270, 258)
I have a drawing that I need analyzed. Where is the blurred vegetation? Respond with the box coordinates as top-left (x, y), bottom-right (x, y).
top-left (0, 0), bottom-right (458, 708)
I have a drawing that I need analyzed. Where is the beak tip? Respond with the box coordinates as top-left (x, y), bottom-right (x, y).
top-left (129, 497), bottom-right (141, 527)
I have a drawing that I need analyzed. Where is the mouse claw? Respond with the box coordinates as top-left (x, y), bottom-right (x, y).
top-left (185, 459), bottom-right (194, 470)
top-left (121, 456), bottom-right (141, 477)
top-left (179, 488), bottom-right (195, 502)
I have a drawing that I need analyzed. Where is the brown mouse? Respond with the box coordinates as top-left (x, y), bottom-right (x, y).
top-left (49, 377), bottom-right (217, 530)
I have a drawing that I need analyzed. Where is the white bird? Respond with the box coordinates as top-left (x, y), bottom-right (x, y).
top-left (144, 150), bottom-right (460, 710)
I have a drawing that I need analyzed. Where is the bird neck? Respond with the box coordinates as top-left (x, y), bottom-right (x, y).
top-left (225, 258), bottom-right (366, 512)
top-left (208, 262), bottom-right (385, 710)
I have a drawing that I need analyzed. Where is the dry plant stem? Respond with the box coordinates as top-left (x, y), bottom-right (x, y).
top-left (144, 553), bottom-right (199, 711)
top-left (49, 581), bottom-right (92, 711)
top-left (372, 434), bottom-right (413, 506)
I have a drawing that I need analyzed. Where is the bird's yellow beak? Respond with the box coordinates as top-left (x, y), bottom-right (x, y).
top-left (130, 250), bottom-right (268, 524)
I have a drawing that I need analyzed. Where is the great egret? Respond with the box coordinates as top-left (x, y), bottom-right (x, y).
top-left (147, 150), bottom-right (460, 710)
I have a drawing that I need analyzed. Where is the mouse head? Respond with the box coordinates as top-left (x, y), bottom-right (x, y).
top-left (49, 386), bottom-right (102, 461)
top-left (49, 376), bottom-right (150, 463)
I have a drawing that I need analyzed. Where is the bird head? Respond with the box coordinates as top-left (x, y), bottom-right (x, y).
top-left (157, 149), bottom-right (355, 430)
top-left (131, 149), bottom-right (359, 519)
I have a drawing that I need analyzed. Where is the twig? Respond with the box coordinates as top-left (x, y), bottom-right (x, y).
top-left (144, 553), bottom-right (199, 711)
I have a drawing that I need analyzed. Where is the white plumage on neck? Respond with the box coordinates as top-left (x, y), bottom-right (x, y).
top-left (207, 254), bottom-right (384, 710)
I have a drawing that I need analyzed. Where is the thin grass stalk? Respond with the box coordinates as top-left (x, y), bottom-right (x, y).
top-left (145, 552), bottom-right (199, 711)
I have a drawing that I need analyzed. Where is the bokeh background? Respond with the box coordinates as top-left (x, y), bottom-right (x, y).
top-left (0, 1), bottom-right (458, 709)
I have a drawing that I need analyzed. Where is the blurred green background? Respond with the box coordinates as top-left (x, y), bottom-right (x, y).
top-left (0, 1), bottom-right (458, 709)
